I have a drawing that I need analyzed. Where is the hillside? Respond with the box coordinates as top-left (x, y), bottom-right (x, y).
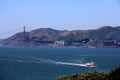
top-left (1, 26), bottom-right (120, 48)
top-left (54, 66), bottom-right (120, 80)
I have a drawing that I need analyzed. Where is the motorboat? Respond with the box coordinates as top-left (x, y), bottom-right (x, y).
top-left (85, 62), bottom-right (95, 67)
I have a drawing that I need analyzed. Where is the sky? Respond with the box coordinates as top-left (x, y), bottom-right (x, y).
top-left (0, 0), bottom-right (120, 39)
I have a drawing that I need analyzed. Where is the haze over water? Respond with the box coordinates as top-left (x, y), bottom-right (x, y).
top-left (0, 0), bottom-right (120, 39)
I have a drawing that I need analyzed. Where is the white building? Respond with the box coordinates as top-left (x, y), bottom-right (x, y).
top-left (54, 41), bottom-right (64, 46)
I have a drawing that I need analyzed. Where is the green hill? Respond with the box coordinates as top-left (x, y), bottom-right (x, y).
top-left (54, 66), bottom-right (120, 80)
top-left (1, 26), bottom-right (120, 48)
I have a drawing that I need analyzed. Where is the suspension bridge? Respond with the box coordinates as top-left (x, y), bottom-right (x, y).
top-left (0, 26), bottom-right (32, 46)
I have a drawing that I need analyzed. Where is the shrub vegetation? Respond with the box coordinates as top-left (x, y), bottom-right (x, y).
top-left (54, 66), bottom-right (120, 80)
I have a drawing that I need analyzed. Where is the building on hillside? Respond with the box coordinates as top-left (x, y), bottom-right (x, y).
top-left (54, 41), bottom-right (64, 47)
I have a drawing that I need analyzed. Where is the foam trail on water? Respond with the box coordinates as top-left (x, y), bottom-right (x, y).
top-left (0, 55), bottom-right (95, 67)
top-left (41, 59), bottom-right (87, 67)
top-left (55, 62), bottom-right (87, 67)
top-left (24, 56), bottom-right (90, 67)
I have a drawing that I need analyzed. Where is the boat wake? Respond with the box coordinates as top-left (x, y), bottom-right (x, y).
top-left (0, 55), bottom-right (96, 67)
top-left (54, 61), bottom-right (87, 67)
top-left (38, 59), bottom-right (84, 66)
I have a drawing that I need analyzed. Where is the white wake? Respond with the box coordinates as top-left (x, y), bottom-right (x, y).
top-left (39, 59), bottom-right (88, 67)
top-left (55, 61), bottom-right (87, 67)
top-left (0, 55), bottom-right (96, 67)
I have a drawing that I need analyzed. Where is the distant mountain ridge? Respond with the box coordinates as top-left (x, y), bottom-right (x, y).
top-left (1, 26), bottom-right (120, 48)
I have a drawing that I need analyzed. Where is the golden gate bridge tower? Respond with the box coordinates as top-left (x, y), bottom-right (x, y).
top-left (23, 26), bottom-right (26, 46)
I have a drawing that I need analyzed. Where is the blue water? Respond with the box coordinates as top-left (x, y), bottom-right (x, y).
top-left (0, 47), bottom-right (120, 80)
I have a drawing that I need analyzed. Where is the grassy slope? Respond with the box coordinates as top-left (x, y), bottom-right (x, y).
top-left (54, 66), bottom-right (120, 80)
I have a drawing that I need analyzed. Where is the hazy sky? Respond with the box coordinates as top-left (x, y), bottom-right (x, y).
top-left (0, 0), bottom-right (120, 39)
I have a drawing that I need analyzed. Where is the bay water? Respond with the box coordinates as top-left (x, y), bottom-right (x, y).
top-left (0, 46), bottom-right (120, 80)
